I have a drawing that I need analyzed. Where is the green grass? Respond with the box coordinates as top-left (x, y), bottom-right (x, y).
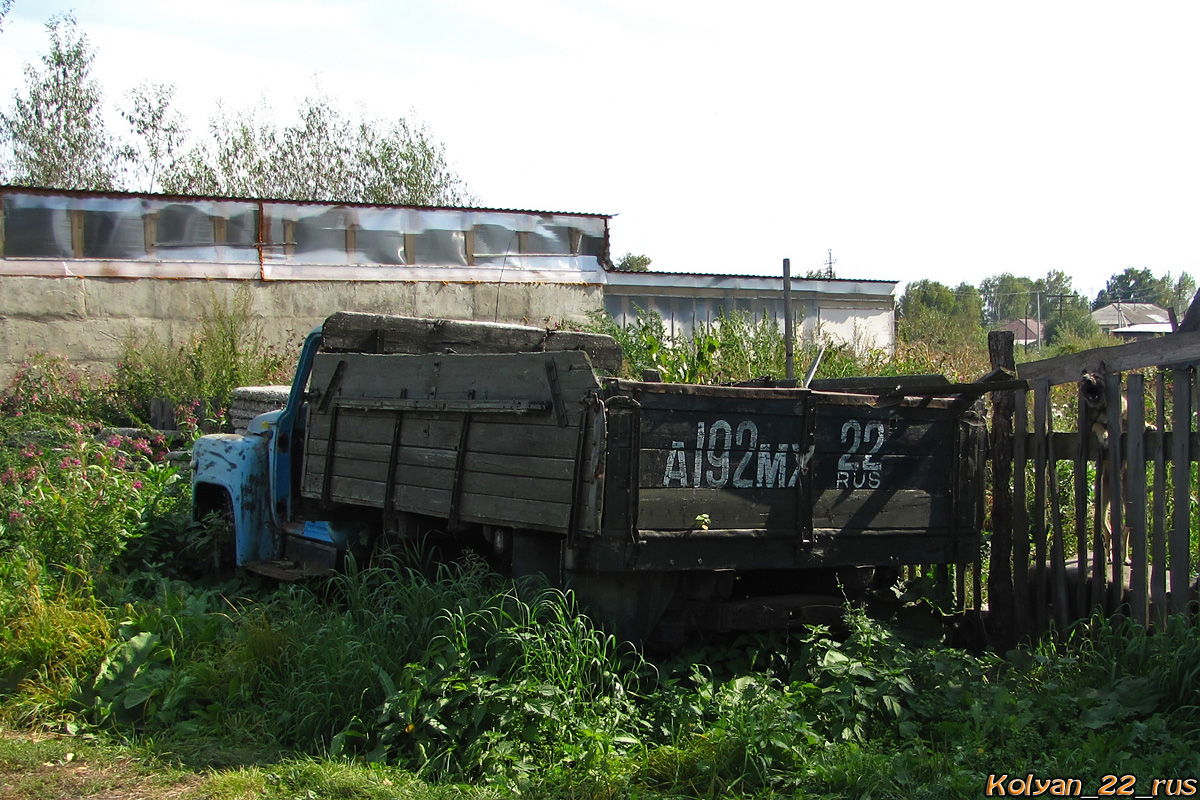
top-left (3, 321), bottom-right (1199, 799)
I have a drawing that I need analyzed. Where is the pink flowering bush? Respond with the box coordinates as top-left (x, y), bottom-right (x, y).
top-left (0, 421), bottom-right (187, 574)
top-left (0, 353), bottom-right (117, 422)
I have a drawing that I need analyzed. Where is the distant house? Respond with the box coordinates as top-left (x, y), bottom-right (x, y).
top-left (1091, 303), bottom-right (1173, 339)
top-left (998, 318), bottom-right (1042, 347)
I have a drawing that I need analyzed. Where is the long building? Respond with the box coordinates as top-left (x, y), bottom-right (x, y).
top-left (0, 186), bottom-right (898, 378)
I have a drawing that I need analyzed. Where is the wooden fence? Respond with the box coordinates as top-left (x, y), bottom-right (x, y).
top-left (985, 328), bottom-right (1200, 642)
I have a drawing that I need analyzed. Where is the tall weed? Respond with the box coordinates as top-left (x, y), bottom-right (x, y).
top-left (114, 285), bottom-right (289, 427)
top-left (588, 307), bottom-right (989, 384)
top-left (0, 560), bottom-right (112, 724)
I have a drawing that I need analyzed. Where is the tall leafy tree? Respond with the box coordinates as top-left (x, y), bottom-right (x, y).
top-left (120, 81), bottom-right (188, 193)
top-left (2, 15), bottom-right (473, 207)
top-left (979, 273), bottom-right (1034, 326)
top-left (1093, 267), bottom-right (1172, 310)
top-left (1169, 272), bottom-right (1198, 318)
top-left (0, 13), bottom-right (122, 189)
top-left (898, 279), bottom-right (985, 349)
top-left (163, 96), bottom-right (472, 206)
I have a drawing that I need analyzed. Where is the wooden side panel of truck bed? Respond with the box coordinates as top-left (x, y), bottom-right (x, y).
top-left (300, 350), bottom-right (602, 533)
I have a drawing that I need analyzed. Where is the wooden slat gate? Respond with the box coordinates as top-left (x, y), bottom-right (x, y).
top-left (987, 327), bottom-right (1200, 643)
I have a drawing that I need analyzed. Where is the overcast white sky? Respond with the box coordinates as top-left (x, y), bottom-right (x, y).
top-left (3, 0), bottom-right (1199, 301)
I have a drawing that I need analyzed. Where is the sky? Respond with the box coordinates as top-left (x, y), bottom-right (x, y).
top-left (2, 0), bottom-right (1199, 302)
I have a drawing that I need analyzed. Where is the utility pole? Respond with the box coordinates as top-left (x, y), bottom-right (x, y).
top-left (824, 249), bottom-right (837, 278)
top-left (1035, 290), bottom-right (1042, 352)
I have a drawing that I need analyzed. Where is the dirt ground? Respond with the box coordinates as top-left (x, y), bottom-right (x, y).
top-left (0, 730), bottom-right (203, 800)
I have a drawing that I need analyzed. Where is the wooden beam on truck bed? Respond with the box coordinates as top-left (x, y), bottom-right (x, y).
top-left (320, 312), bottom-right (624, 373)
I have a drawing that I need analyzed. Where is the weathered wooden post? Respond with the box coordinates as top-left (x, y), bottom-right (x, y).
top-left (988, 330), bottom-right (1017, 645)
top-left (783, 258), bottom-right (795, 383)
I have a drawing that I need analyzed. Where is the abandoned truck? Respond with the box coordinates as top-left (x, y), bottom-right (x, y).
top-left (192, 312), bottom-right (987, 640)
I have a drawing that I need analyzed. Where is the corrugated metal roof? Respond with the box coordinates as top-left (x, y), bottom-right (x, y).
top-left (0, 183), bottom-right (612, 220)
top-left (622, 268), bottom-right (897, 284)
top-left (1092, 302), bottom-right (1171, 327)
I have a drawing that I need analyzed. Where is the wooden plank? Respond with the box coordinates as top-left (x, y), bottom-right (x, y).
top-left (813, 489), bottom-right (950, 530)
top-left (1126, 373), bottom-right (1148, 625)
top-left (637, 410), bottom-right (809, 451)
top-left (307, 412), bottom-right (582, 455)
top-left (318, 476), bottom-right (573, 531)
top-left (987, 330), bottom-right (1017, 643)
top-left (305, 440), bottom-right (574, 479)
top-left (636, 487), bottom-right (797, 530)
top-left (321, 311), bottom-right (624, 372)
top-left (1104, 371), bottom-right (1123, 609)
top-left (1046, 419), bottom-right (1070, 632)
top-left (609, 379), bottom-right (812, 403)
top-left (1090, 438), bottom-right (1106, 613)
top-left (1032, 380), bottom-right (1049, 635)
top-left (809, 454), bottom-right (958, 490)
top-left (1074, 391), bottom-right (1090, 620)
top-left (1013, 388), bottom-right (1030, 636)
top-left (304, 460), bottom-right (572, 501)
top-left (309, 351), bottom-right (599, 411)
top-left (812, 416), bottom-right (955, 457)
top-left (1106, 373), bottom-right (1125, 610)
top-left (1180, 368), bottom-right (1197, 613)
top-left (1152, 372), bottom-right (1168, 624)
top-left (1018, 329), bottom-right (1200, 384)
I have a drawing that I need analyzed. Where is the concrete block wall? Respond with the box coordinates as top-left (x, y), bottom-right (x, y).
top-left (0, 276), bottom-right (604, 382)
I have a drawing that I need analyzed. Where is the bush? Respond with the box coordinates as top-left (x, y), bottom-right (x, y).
top-left (114, 285), bottom-right (290, 428)
top-left (0, 418), bottom-right (185, 576)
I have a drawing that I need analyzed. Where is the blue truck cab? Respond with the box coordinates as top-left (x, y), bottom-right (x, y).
top-left (190, 326), bottom-right (349, 574)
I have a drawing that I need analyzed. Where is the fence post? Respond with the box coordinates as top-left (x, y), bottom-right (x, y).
top-left (1173, 367), bottom-right (1194, 613)
top-left (1126, 372), bottom-right (1148, 625)
top-left (988, 330), bottom-right (1017, 645)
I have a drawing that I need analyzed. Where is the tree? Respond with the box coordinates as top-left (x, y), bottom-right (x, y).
top-left (162, 96), bottom-right (472, 206)
top-left (1016, 270), bottom-right (1093, 345)
top-left (2, 15), bottom-right (473, 206)
top-left (1093, 268), bottom-right (1172, 310)
top-left (0, 0), bottom-right (13, 32)
top-left (120, 81), bottom-right (188, 193)
top-left (615, 252), bottom-right (651, 272)
top-left (898, 280), bottom-right (985, 350)
top-left (979, 273), bottom-right (1033, 326)
top-left (1169, 272), bottom-right (1198, 318)
top-left (0, 14), bottom-right (122, 189)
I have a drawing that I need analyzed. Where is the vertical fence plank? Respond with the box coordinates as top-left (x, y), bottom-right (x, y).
top-left (1014, 388), bottom-right (1030, 636)
top-left (1171, 367), bottom-right (1191, 614)
top-left (955, 562), bottom-right (966, 613)
top-left (1075, 390), bottom-right (1090, 619)
top-left (1152, 371), bottom-right (1167, 624)
top-left (1105, 373), bottom-right (1125, 612)
top-left (1044, 392), bottom-right (1071, 632)
top-left (1032, 381), bottom-right (1050, 634)
top-left (973, 544), bottom-right (983, 614)
top-left (1126, 373), bottom-right (1147, 625)
top-left (987, 331), bottom-right (1017, 642)
top-left (1091, 427), bottom-right (1108, 613)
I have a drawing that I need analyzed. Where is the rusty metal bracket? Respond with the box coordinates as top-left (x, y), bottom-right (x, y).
top-left (544, 357), bottom-right (569, 427)
top-left (448, 396), bottom-right (474, 531)
top-left (316, 359), bottom-right (347, 413)
top-left (320, 405), bottom-right (340, 510)
top-left (381, 389), bottom-right (408, 532)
